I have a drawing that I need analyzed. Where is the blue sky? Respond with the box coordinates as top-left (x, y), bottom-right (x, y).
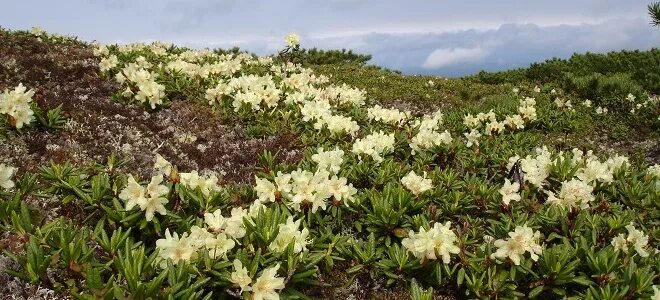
top-left (2, 0), bottom-right (659, 76)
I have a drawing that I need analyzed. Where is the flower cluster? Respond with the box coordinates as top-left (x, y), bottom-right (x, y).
top-left (546, 178), bottom-right (594, 209)
top-left (255, 168), bottom-right (357, 212)
top-left (268, 216), bottom-right (310, 253)
top-left (554, 97), bottom-right (574, 111)
top-left (611, 223), bottom-right (650, 257)
top-left (231, 261), bottom-right (285, 300)
top-left (0, 83), bottom-right (35, 129)
top-left (400, 171), bottom-right (433, 196)
top-left (205, 206), bottom-right (260, 239)
top-left (156, 204), bottom-right (265, 267)
top-left (367, 105), bottom-right (411, 126)
top-left (119, 175), bottom-right (169, 221)
top-left (324, 83), bottom-right (367, 106)
top-left (402, 222), bottom-right (460, 263)
top-left (410, 110), bottom-right (453, 154)
top-left (499, 179), bottom-right (521, 205)
top-left (285, 33), bottom-right (300, 48)
top-left (507, 146), bottom-right (553, 188)
top-left (298, 99), bottom-right (360, 136)
top-left (491, 226), bottom-right (543, 265)
top-left (629, 94), bottom-right (659, 115)
top-left (351, 131), bottom-right (396, 162)
top-left (179, 170), bottom-right (221, 197)
top-left (462, 96), bottom-right (536, 140)
top-left (114, 62), bottom-right (166, 109)
top-left (311, 147), bottom-right (344, 174)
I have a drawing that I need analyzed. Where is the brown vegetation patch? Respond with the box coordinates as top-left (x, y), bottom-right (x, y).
top-left (0, 31), bottom-right (302, 185)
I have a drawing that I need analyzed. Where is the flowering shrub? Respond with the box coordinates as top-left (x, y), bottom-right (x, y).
top-left (0, 83), bottom-right (66, 133)
top-left (1, 28), bottom-right (659, 299)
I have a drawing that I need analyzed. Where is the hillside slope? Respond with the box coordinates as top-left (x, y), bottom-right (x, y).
top-left (0, 29), bottom-right (659, 299)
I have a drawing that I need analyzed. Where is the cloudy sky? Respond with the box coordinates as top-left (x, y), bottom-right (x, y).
top-left (2, 0), bottom-right (659, 76)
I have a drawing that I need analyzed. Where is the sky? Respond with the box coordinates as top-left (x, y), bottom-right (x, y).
top-left (2, 0), bottom-right (659, 76)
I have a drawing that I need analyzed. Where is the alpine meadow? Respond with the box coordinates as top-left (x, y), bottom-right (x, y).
top-left (0, 3), bottom-right (660, 300)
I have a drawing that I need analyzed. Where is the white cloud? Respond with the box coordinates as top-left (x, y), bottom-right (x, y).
top-left (422, 47), bottom-right (489, 69)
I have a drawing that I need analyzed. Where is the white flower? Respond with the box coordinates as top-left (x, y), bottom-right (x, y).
top-left (653, 285), bottom-right (660, 300)
top-left (611, 234), bottom-right (628, 253)
top-left (401, 222), bottom-right (460, 263)
top-left (286, 169), bottom-right (332, 212)
top-left (230, 259), bottom-right (252, 292)
top-left (351, 131), bottom-right (395, 163)
top-left (576, 158), bottom-right (613, 184)
top-left (255, 176), bottom-right (277, 203)
top-left (31, 26), bottom-right (45, 36)
top-left (269, 216), bottom-right (310, 254)
top-left (367, 105), bottom-right (410, 126)
top-left (134, 79), bottom-right (166, 109)
top-left (546, 178), bottom-right (594, 209)
top-left (518, 105), bottom-right (537, 121)
top-left (0, 83), bottom-right (36, 129)
top-left (155, 229), bottom-right (196, 268)
top-left (414, 110), bottom-right (444, 131)
top-left (520, 97), bottom-right (536, 107)
top-left (648, 164), bottom-right (660, 178)
top-left (251, 264), bottom-right (285, 300)
top-left (204, 209), bottom-right (226, 232)
top-left (188, 225), bottom-right (216, 248)
top-left (207, 233), bottom-right (236, 259)
top-left (409, 129), bottom-right (452, 154)
top-left (225, 208), bottom-right (248, 239)
top-left (554, 98), bottom-right (573, 110)
top-left (485, 120), bottom-right (505, 135)
top-left (504, 114), bottom-right (525, 130)
top-left (285, 33), bottom-right (300, 48)
top-left (327, 175), bottom-right (357, 204)
top-left (119, 174), bottom-right (146, 211)
top-left (606, 155), bottom-right (629, 172)
top-left (153, 154), bottom-right (173, 177)
top-left (180, 171), bottom-right (221, 196)
top-left (595, 106), bottom-right (608, 115)
top-left (99, 55), bottom-right (118, 72)
top-left (204, 208), bottom-right (247, 239)
top-left (401, 171), bottom-right (433, 196)
top-left (464, 129), bottom-right (481, 148)
top-left (511, 149), bottom-right (552, 188)
top-left (499, 179), bottom-right (521, 205)
top-left (611, 224), bottom-right (650, 258)
top-left (10, 105), bottom-right (35, 129)
top-left (311, 147), bottom-right (344, 174)
top-left (0, 164), bottom-right (17, 190)
top-left (300, 100), bottom-right (332, 122)
top-left (625, 224), bottom-right (650, 257)
top-left (463, 114), bottom-right (481, 128)
top-left (491, 226), bottom-right (543, 265)
top-left (274, 171), bottom-right (292, 196)
top-left (315, 114), bottom-right (360, 135)
top-left (582, 99), bottom-right (592, 107)
top-left (323, 83), bottom-right (366, 106)
top-left (141, 176), bottom-right (169, 221)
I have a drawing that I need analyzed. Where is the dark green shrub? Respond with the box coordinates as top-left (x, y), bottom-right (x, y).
top-left (562, 73), bottom-right (645, 113)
